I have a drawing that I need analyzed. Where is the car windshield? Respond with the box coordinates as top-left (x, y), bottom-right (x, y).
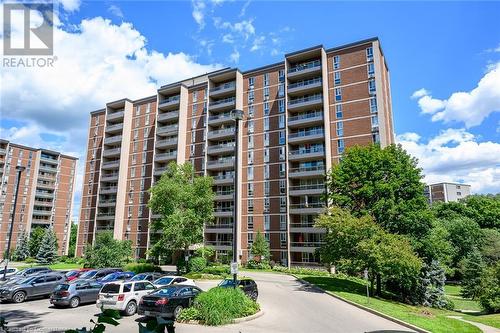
top-left (152, 287), bottom-right (177, 297)
top-left (131, 274), bottom-right (147, 281)
top-left (18, 276), bottom-right (38, 285)
top-left (79, 270), bottom-right (97, 279)
top-left (101, 284), bottom-right (120, 294)
top-left (55, 284), bottom-right (70, 291)
top-left (218, 279), bottom-right (237, 287)
top-left (14, 269), bottom-right (28, 276)
top-left (154, 277), bottom-right (173, 285)
top-left (65, 271), bottom-right (79, 277)
top-left (101, 273), bottom-right (118, 282)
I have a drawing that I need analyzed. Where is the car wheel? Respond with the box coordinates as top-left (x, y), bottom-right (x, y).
top-left (124, 300), bottom-right (137, 316)
top-left (173, 305), bottom-right (183, 319)
top-left (12, 291), bottom-right (26, 303)
top-left (250, 291), bottom-right (258, 301)
top-left (69, 297), bottom-right (80, 308)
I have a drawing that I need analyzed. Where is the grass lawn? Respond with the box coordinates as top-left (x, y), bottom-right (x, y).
top-left (299, 275), bottom-right (482, 333)
top-left (462, 312), bottom-right (500, 329)
top-left (444, 284), bottom-right (482, 312)
top-left (18, 262), bottom-right (83, 270)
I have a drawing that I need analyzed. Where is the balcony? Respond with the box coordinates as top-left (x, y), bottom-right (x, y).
top-left (289, 202), bottom-right (325, 215)
top-left (290, 241), bottom-right (324, 253)
top-left (213, 174), bottom-right (234, 185)
top-left (157, 111), bottom-right (179, 122)
top-left (155, 151), bottom-right (177, 162)
top-left (40, 156), bottom-right (58, 165)
top-left (38, 173), bottom-right (56, 181)
top-left (33, 200), bottom-right (53, 207)
top-left (288, 165), bottom-right (325, 179)
top-left (104, 135), bottom-right (122, 145)
top-left (105, 123), bottom-right (123, 134)
top-left (208, 113), bottom-right (233, 126)
top-left (214, 207), bottom-right (233, 218)
top-left (158, 95), bottom-right (180, 110)
top-left (100, 186), bottom-right (118, 194)
top-left (204, 240), bottom-right (232, 250)
top-left (206, 158), bottom-right (235, 171)
top-left (102, 147), bottom-right (121, 158)
top-left (207, 128), bottom-right (235, 141)
top-left (98, 199), bottom-right (116, 207)
top-left (96, 213), bottom-right (116, 221)
top-left (215, 190), bottom-right (234, 201)
top-left (288, 111), bottom-right (324, 128)
top-left (288, 77), bottom-right (322, 96)
top-left (31, 218), bottom-right (51, 225)
top-left (287, 60), bottom-right (321, 80)
top-left (156, 124), bottom-right (178, 136)
top-left (36, 182), bottom-right (55, 190)
top-left (0, 148), bottom-right (6, 155)
top-left (209, 97), bottom-right (236, 112)
top-left (96, 224), bottom-right (115, 232)
top-left (39, 165), bottom-right (57, 173)
top-left (32, 209), bottom-right (52, 216)
top-left (289, 147), bottom-right (325, 161)
top-left (100, 173), bottom-right (119, 182)
top-left (107, 110), bottom-right (124, 121)
top-left (289, 223), bottom-right (325, 233)
top-left (35, 191), bottom-right (54, 199)
top-left (207, 142), bottom-right (235, 155)
top-left (289, 184), bottom-right (325, 196)
top-left (101, 160), bottom-right (120, 170)
top-left (288, 94), bottom-right (323, 112)
top-left (205, 223), bottom-right (233, 233)
top-left (288, 128), bottom-right (324, 144)
top-left (210, 81), bottom-right (236, 98)
top-left (153, 167), bottom-right (168, 176)
top-left (156, 138), bottom-right (178, 149)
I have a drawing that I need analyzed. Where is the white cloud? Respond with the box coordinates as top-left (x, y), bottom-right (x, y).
top-left (239, 0), bottom-right (251, 17)
top-left (229, 48), bottom-right (240, 63)
top-left (250, 35), bottom-right (265, 52)
top-left (397, 129), bottom-right (500, 194)
top-left (191, 0), bottom-right (206, 29)
top-left (413, 62), bottom-right (500, 128)
top-left (108, 4), bottom-right (124, 18)
top-left (222, 34), bottom-right (234, 44)
top-left (411, 88), bottom-right (430, 99)
top-left (57, 0), bottom-right (81, 12)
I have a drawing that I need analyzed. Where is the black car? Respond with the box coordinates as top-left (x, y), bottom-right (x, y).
top-left (218, 278), bottom-right (258, 300)
top-left (138, 285), bottom-right (202, 319)
top-left (129, 272), bottom-right (163, 282)
top-left (76, 268), bottom-right (122, 282)
top-left (0, 273), bottom-right (66, 303)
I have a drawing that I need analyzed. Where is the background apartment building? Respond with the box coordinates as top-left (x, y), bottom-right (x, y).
top-left (424, 182), bottom-right (471, 204)
top-left (77, 37), bottom-right (394, 266)
top-left (0, 140), bottom-right (77, 256)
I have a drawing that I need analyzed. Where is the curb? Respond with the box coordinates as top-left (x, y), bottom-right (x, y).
top-left (178, 310), bottom-right (264, 326)
top-left (291, 274), bottom-right (430, 333)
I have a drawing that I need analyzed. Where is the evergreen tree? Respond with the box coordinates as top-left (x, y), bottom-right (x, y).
top-left (421, 260), bottom-right (448, 308)
top-left (461, 248), bottom-right (485, 300)
top-left (36, 227), bottom-right (59, 264)
top-left (13, 231), bottom-right (30, 261)
top-left (250, 231), bottom-right (270, 261)
top-left (29, 227), bottom-right (45, 257)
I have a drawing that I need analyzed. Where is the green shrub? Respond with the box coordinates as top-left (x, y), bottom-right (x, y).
top-left (245, 260), bottom-right (271, 270)
top-left (202, 265), bottom-right (230, 276)
top-left (188, 257), bottom-right (207, 272)
top-left (443, 297), bottom-right (455, 311)
top-left (194, 246), bottom-right (215, 262)
top-left (185, 272), bottom-right (223, 280)
top-left (59, 255), bottom-right (69, 263)
top-left (478, 263), bottom-right (500, 313)
top-left (194, 287), bottom-right (259, 326)
top-left (24, 257), bottom-right (36, 264)
top-left (272, 265), bottom-right (330, 276)
top-left (177, 307), bottom-right (201, 322)
top-left (123, 263), bottom-right (161, 274)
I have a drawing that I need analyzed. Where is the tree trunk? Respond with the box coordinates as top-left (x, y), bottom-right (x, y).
top-left (376, 273), bottom-right (381, 296)
top-left (370, 276), bottom-right (374, 296)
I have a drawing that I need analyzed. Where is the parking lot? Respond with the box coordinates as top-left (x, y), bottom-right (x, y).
top-left (0, 272), bottom-right (414, 333)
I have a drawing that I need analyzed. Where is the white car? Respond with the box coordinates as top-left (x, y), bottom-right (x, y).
top-left (96, 280), bottom-right (156, 316)
top-left (0, 267), bottom-right (18, 277)
top-left (152, 276), bottom-right (196, 288)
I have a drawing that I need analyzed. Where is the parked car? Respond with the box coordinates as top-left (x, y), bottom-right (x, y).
top-left (65, 268), bottom-right (92, 282)
top-left (152, 276), bottom-right (195, 288)
top-left (96, 280), bottom-right (156, 316)
top-left (77, 268), bottom-right (122, 281)
top-left (129, 272), bottom-right (163, 282)
top-left (96, 271), bottom-right (135, 284)
top-left (50, 280), bottom-right (102, 308)
top-left (138, 285), bottom-right (202, 319)
top-left (0, 273), bottom-right (66, 303)
top-left (6, 267), bottom-right (52, 280)
top-left (218, 278), bottom-right (258, 300)
top-left (0, 267), bottom-right (18, 277)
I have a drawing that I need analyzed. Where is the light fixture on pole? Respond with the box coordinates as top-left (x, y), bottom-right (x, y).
top-left (230, 109), bottom-right (243, 288)
top-left (2, 165), bottom-right (26, 280)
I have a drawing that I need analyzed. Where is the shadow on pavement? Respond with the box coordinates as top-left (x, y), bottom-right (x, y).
top-left (366, 331), bottom-right (415, 333)
top-left (0, 309), bottom-right (47, 328)
top-left (293, 278), bottom-right (325, 294)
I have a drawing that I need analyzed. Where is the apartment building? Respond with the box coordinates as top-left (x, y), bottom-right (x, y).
top-left (424, 182), bottom-right (471, 204)
top-left (77, 37), bottom-right (394, 266)
top-left (0, 140), bottom-right (77, 256)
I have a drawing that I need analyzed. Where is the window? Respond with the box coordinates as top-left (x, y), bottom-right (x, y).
top-left (248, 199), bottom-right (254, 213)
top-left (278, 99), bottom-right (285, 113)
top-left (264, 118), bottom-right (269, 131)
top-left (146, 103), bottom-right (151, 113)
top-left (248, 151), bottom-right (254, 164)
top-left (247, 233), bottom-right (254, 245)
top-left (247, 216), bottom-right (254, 229)
top-left (264, 73), bottom-right (270, 86)
top-left (192, 118), bottom-right (196, 129)
top-left (264, 87), bottom-right (270, 100)
top-left (191, 131), bottom-right (196, 142)
top-left (192, 104), bottom-right (197, 116)
top-left (279, 115), bottom-right (285, 128)
top-left (264, 165), bottom-right (270, 179)
top-left (336, 122), bottom-right (343, 137)
top-left (336, 104), bottom-right (343, 119)
top-left (369, 79), bottom-right (376, 94)
top-left (279, 69), bottom-right (285, 82)
top-left (264, 181), bottom-right (270, 195)
top-left (279, 130), bottom-right (286, 145)
top-left (337, 139), bottom-right (345, 154)
top-left (367, 63), bottom-right (375, 77)
top-left (135, 106), bottom-right (140, 116)
top-left (264, 215), bottom-right (270, 230)
top-left (247, 167), bottom-right (254, 181)
top-left (248, 120), bottom-right (254, 134)
top-left (371, 115), bottom-right (379, 129)
top-left (280, 215), bottom-right (286, 230)
top-left (248, 77), bottom-right (255, 88)
top-left (264, 198), bottom-right (270, 212)
top-left (248, 105), bottom-right (254, 118)
top-left (278, 83), bottom-right (285, 97)
top-left (264, 133), bottom-right (270, 147)
top-left (248, 183), bottom-right (254, 196)
top-left (248, 90), bottom-right (255, 104)
top-left (372, 132), bottom-right (380, 144)
top-left (145, 115), bottom-right (150, 125)
top-left (335, 88), bottom-right (342, 102)
top-left (370, 98), bottom-right (378, 113)
top-left (279, 179), bottom-right (286, 194)
top-left (333, 55), bottom-right (340, 70)
top-left (193, 91), bottom-right (198, 102)
top-left (264, 102), bottom-right (270, 116)
top-left (280, 197), bottom-right (286, 212)
top-left (248, 135), bottom-right (254, 149)
top-left (366, 47), bottom-right (374, 61)
top-left (264, 148), bottom-right (270, 163)
top-left (334, 72), bottom-right (341, 85)
top-left (279, 146), bottom-right (286, 160)
top-left (190, 144), bottom-right (195, 156)
top-left (279, 163), bottom-right (286, 177)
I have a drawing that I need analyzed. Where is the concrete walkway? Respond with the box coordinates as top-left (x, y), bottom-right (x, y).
top-left (447, 316), bottom-right (500, 333)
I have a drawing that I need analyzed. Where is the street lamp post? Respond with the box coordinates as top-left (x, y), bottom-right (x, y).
top-left (2, 165), bottom-right (26, 280)
top-left (231, 109), bottom-right (244, 288)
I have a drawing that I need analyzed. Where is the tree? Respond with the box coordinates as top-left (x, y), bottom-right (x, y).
top-left (327, 144), bottom-right (432, 240)
top-left (461, 249), bottom-right (485, 300)
top-left (418, 220), bottom-right (454, 270)
top-left (194, 245), bottom-right (215, 262)
top-left (250, 231), bottom-right (270, 261)
top-left (443, 217), bottom-right (483, 270)
top-left (68, 223), bottom-right (78, 257)
top-left (36, 227), bottom-right (58, 264)
top-left (84, 231), bottom-right (132, 268)
top-left (12, 231), bottom-right (30, 261)
top-left (416, 260), bottom-right (449, 308)
top-left (480, 228), bottom-right (500, 265)
top-left (148, 163), bottom-right (215, 263)
top-left (28, 226), bottom-right (45, 257)
top-left (478, 262), bottom-right (500, 313)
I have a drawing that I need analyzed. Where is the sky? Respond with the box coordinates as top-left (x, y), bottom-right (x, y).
top-left (1, 0), bottom-right (499, 221)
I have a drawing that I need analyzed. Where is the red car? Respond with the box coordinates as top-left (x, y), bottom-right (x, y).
top-left (65, 268), bottom-right (92, 282)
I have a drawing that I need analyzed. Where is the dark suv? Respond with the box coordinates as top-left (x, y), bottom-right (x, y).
top-left (218, 278), bottom-right (258, 300)
top-left (0, 273), bottom-right (66, 303)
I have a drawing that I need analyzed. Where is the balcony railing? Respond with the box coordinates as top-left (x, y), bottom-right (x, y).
top-left (205, 223), bottom-right (233, 229)
top-left (156, 138), bottom-right (178, 147)
top-left (102, 148), bottom-right (121, 157)
top-left (100, 186), bottom-right (118, 193)
top-left (207, 158), bottom-right (235, 166)
top-left (288, 60), bottom-right (321, 74)
top-left (32, 209), bottom-right (52, 215)
top-left (106, 123), bottom-right (123, 132)
top-left (104, 135), bottom-right (122, 145)
top-left (213, 174), bottom-right (234, 182)
top-left (35, 191), bottom-right (54, 198)
top-left (289, 184), bottom-right (325, 191)
top-left (289, 147), bottom-right (324, 156)
top-left (102, 160), bottom-right (120, 169)
top-left (208, 128), bottom-right (235, 139)
top-left (215, 190), bottom-right (234, 196)
top-left (208, 113), bottom-right (232, 122)
top-left (40, 156), bottom-right (58, 164)
top-left (33, 200), bottom-right (53, 207)
top-left (212, 81), bottom-right (236, 92)
top-left (207, 142), bottom-right (235, 154)
top-left (289, 129), bottom-right (324, 139)
top-left (160, 95), bottom-right (180, 104)
top-left (155, 152), bottom-right (177, 161)
top-left (289, 202), bottom-right (325, 209)
top-left (157, 111), bottom-right (179, 122)
top-left (288, 111), bottom-right (323, 123)
top-left (156, 125), bottom-right (178, 134)
top-left (205, 241), bottom-right (232, 247)
top-left (215, 207), bottom-right (234, 212)
top-left (99, 199), bottom-right (116, 205)
top-left (211, 96), bottom-right (236, 106)
top-left (289, 165), bottom-right (325, 173)
top-left (289, 94), bottom-right (323, 106)
top-left (288, 77), bottom-right (322, 89)
top-left (107, 111), bottom-right (124, 121)
top-left (290, 241), bottom-right (324, 248)
top-left (39, 165), bottom-right (57, 173)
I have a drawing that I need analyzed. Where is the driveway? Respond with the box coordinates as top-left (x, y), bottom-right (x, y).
top-left (0, 271), bottom-right (414, 333)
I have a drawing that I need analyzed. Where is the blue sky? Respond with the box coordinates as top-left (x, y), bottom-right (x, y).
top-left (1, 1), bottom-right (499, 220)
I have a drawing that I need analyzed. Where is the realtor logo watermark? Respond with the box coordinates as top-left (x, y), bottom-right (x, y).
top-left (2, 1), bottom-right (57, 67)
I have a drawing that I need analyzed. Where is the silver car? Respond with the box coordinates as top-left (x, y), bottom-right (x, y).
top-left (50, 280), bottom-right (102, 308)
top-left (0, 273), bottom-right (66, 303)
